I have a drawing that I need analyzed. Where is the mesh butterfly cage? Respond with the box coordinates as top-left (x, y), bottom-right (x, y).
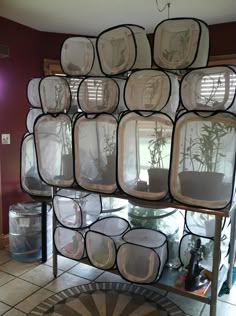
top-left (124, 69), bottom-right (179, 118)
top-left (180, 65), bottom-right (236, 112)
top-left (118, 111), bottom-right (173, 200)
top-left (27, 77), bottom-right (41, 108)
top-left (170, 111), bottom-right (236, 209)
top-left (85, 216), bottom-right (130, 270)
top-left (53, 189), bottom-right (101, 229)
top-left (96, 24), bottom-right (151, 75)
top-left (26, 108), bottom-right (43, 134)
top-left (21, 133), bottom-right (51, 197)
top-left (34, 114), bottom-right (74, 187)
top-left (39, 75), bottom-right (71, 114)
top-left (153, 18), bottom-right (209, 70)
top-left (117, 228), bottom-right (168, 283)
top-left (74, 113), bottom-right (117, 193)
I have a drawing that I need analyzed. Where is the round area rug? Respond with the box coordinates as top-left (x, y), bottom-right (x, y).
top-left (28, 282), bottom-right (185, 316)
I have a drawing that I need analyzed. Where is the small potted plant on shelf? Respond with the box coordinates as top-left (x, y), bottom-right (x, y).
top-left (179, 121), bottom-right (232, 200)
top-left (148, 124), bottom-right (170, 193)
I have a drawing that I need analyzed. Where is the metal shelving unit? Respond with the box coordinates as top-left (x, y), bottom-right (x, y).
top-left (51, 187), bottom-right (236, 316)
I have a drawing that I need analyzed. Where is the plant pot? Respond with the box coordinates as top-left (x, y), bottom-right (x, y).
top-left (148, 168), bottom-right (169, 193)
top-left (179, 171), bottom-right (224, 201)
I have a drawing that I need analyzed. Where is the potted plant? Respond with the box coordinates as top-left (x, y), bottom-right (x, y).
top-left (179, 121), bottom-right (232, 200)
top-left (147, 124), bottom-right (170, 193)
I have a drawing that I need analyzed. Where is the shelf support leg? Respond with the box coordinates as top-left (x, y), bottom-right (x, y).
top-left (210, 215), bottom-right (223, 316)
top-left (52, 187), bottom-right (58, 277)
top-left (227, 205), bottom-right (236, 289)
top-left (41, 201), bottom-right (47, 263)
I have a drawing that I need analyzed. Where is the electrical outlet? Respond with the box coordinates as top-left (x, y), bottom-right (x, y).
top-left (1, 134), bottom-right (11, 144)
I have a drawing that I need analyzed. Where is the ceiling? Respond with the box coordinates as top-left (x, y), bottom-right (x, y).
top-left (0, 0), bottom-right (236, 36)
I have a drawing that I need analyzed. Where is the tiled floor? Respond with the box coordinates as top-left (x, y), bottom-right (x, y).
top-left (0, 248), bottom-right (236, 316)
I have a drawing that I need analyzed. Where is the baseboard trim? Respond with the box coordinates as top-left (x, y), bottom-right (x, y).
top-left (0, 234), bottom-right (9, 249)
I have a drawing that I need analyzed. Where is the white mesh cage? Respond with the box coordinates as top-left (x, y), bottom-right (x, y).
top-left (74, 113), bottom-right (117, 193)
top-left (34, 114), bottom-right (74, 187)
top-left (26, 108), bottom-right (43, 133)
top-left (21, 133), bottom-right (51, 197)
top-left (88, 38), bottom-right (103, 76)
top-left (170, 111), bottom-right (236, 209)
top-left (54, 227), bottom-right (85, 260)
top-left (179, 233), bottom-right (229, 272)
top-left (27, 78), bottom-right (41, 108)
top-left (39, 76), bottom-right (71, 114)
top-left (153, 18), bottom-right (209, 70)
top-left (117, 228), bottom-right (168, 283)
top-left (61, 37), bottom-right (94, 76)
top-left (96, 25), bottom-right (136, 75)
top-left (78, 77), bottom-right (119, 113)
top-left (53, 189), bottom-right (101, 229)
top-left (181, 66), bottom-right (236, 112)
top-left (118, 111), bottom-right (173, 200)
top-left (102, 197), bottom-right (128, 213)
top-left (185, 210), bottom-right (231, 238)
top-left (124, 70), bottom-right (179, 114)
top-left (85, 216), bottom-right (130, 270)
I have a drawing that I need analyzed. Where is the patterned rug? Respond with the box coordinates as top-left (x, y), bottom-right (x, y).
top-left (28, 282), bottom-right (185, 316)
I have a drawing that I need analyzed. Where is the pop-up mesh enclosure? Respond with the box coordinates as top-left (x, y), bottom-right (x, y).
top-left (180, 66), bottom-right (236, 112)
top-left (153, 18), bottom-right (209, 70)
top-left (124, 69), bottom-right (179, 116)
top-left (26, 109), bottom-right (43, 133)
top-left (179, 233), bottom-right (230, 272)
top-left (118, 111), bottom-right (173, 200)
top-left (74, 113), bottom-right (117, 193)
top-left (39, 76), bottom-right (71, 114)
top-left (77, 77), bottom-right (119, 113)
top-left (53, 189), bottom-right (101, 229)
top-left (96, 24), bottom-right (151, 75)
top-left (117, 228), bottom-right (168, 283)
top-left (170, 111), bottom-right (236, 209)
top-left (21, 133), bottom-right (51, 197)
top-left (34, 114), bottom-right (74, 187)
top-left (27, 77), bottom-right (41, 108)
top-left (85, 216), bottom-right (130, 270)
top-left (54, 226), bottom-right (85, 261)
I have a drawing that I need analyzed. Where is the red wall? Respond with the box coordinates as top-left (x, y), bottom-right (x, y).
top-left (0, 17), bottom-right (235, 234)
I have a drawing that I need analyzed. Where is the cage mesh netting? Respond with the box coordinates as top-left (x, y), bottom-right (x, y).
top-left (26, 108), bottom-right (43, 133)
top-left (180, 66), bottom-right (236, 112)
top-left (118, 111), bottom-right (173, 200)
top-left (39, 76), bottom-right (71, 114)
top-left (53, 189), bottom-right (101, 229)
top-left (170, 111), bottom-right (236, 209)
top-left (34, 114), bottom-right (74, 187)
top-left (85, 216), bottom-right (130, 270)
top-left (61, 37), bottom-right (95, 76)
top-left (74, 113), bottom-right (117, 193)
top-left (153, 18), bottom-right (209, 70)
top-left (54, 226), bottom-right (85, 260)
top-left (27, 78), bottom-right (41, 108)
top-left (97, 24), bottom-right (151, 75)
top-left (78, 77), bottom-right (119, 113)
top-left (124, 69), bottom-right (179, 116)
top-left (21, 133), bottom-right (51, 197)
top-left (117, 228), bottom-right (168, 283)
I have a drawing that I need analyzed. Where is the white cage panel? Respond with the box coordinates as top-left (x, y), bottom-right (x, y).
top-left (61, 37), bottom-right (94, 76)
top-left (39, 76), bottom-right (71, 114)
top-left (117, 228), bottom-right (168, 283)
top-left (88, 38), bottom-right (103, 76)
top-left (26, 109), bottom-right (43, 133)
top-left (21, 134), bottom-right (51, 197)
top-left (34, 114), bottom-right (74, 187)
top-left (118, 111), bottom-right (173, 200)
top-left (170, 111), bottom-right (236, 209)
top-left (53, 189), bottom-right (101, 228)
top-left (181, 66), bottom-right (236, 112)
top-left (74, 114), bottom-right (117, 193)
top-left (153, 18), bottom-right (209, 70)
top-left (54, 227), bottom-right (85, 260)
top-left (78, 77), bottom-right (119, 113)
top-left (27, 78), bottom-right (41, 108)
top-left (124, 70), bottom-right (179, 114)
